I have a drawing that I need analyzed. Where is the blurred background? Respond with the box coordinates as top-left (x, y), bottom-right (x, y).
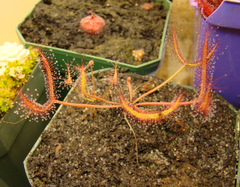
top-left (0, 0), bottom-right (39, 44)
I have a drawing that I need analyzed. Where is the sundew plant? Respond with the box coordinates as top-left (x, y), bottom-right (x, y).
top-left (16, 30), bottom-right (219, 123)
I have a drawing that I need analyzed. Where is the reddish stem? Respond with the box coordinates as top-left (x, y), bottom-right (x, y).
top-left (55, 100), bottom-right (121, 109)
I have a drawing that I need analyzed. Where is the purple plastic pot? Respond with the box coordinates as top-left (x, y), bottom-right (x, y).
top-left (192, 0), bottom-right (240, 109)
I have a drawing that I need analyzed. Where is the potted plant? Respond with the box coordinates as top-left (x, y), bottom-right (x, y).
top-left (191, 0), bottom-right (240, 109)
top-left (21, 30), bottom-right (239, 185)
top-left (17, 0), bottom-right (172, 75)
top-left (0, 42), bottom-right (39, 157)
top-left (0, 44), bottom-right (69, 186)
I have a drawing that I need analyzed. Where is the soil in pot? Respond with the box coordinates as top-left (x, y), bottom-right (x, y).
top-left (19, 0), bottom-right (168, 65)
top-left (26, 70), bottom-right (238, 186)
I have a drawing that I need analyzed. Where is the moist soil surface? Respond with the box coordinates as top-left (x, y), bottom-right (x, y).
top-left (26, 70), bottom-right (238, 186)
top-left (19, 0), bottom-right (168, 65)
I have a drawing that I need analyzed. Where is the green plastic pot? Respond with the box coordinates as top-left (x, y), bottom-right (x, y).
top-left (0, 63), bottom-right (45, 158)
top-left (0, 63), bottom-right (48, 186)
top-left (16, 0), bottom-right (172, 75)
top-left (0, 62), bottom-right (69, 186)
top-left (23, 68), bottom-right (240, 186)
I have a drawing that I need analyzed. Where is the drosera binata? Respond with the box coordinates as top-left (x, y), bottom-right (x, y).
top-left (16, 29), bottom-right (220, 124)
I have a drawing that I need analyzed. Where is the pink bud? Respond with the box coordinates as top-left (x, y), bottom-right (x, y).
top-left (80, 11), bottom-right (105, 35)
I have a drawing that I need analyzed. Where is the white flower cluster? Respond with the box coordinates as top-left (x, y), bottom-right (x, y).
top-left (0, 42), bottom-right (30, 76)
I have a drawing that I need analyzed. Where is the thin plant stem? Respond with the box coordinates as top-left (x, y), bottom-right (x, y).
top-left (136, 100), bottom-right (194, 107)
top-left (55, 100), bottom-right (121, 109)
top-left (127, 77), bottom-right (133, 103)
top-left (133, 64), bottom-right (186, 104)
top-left (102, 84), bottom-right (113, 99)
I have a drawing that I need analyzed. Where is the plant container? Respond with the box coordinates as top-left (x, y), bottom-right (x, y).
top-left (0, 62), bottom-right (69, 186)
top-left (24, 69), bottom-right (240, 186)
top-left (0, 63), bottom-right (46, 157)
top-left (16, 0), bottom-right (172, 75)
top-left (191, 0), bottom-right (240, 109)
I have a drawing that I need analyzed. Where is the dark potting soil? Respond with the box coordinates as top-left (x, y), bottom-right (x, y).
top-left (26, 70), bottom-right (238, 186)
top-left (19, 0), bottom-right (168, 65)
